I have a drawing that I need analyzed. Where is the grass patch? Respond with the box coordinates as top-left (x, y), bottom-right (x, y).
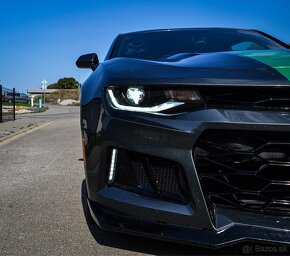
top-left (30, 106), bottom-right (49, 113)
top-left (67, 102), bottom-right (80, 106)
top-left (15, 106), bottom-right (49, 115)
top-left (3, 102), bottom-right (31, 107)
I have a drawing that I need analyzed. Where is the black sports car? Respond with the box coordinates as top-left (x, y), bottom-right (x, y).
top-left (77, 28), bottom-right (290, 247)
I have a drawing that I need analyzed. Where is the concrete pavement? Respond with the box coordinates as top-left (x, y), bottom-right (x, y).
top-left (0, 104), bottom-right (76, 142)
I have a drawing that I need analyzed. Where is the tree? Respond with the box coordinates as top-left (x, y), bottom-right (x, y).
top-left (47, 77), bottom-right (80, 89)
top-left (47, 83), bottom-right (59, 89)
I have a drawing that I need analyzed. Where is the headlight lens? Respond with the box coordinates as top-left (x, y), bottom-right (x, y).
top-left (106, 86), bottom-right (204, 113)
top-left (126, 88), bottom-right (145, 105)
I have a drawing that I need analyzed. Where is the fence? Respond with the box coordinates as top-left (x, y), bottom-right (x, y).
top-left (0, 84), bottom-right (16, 123)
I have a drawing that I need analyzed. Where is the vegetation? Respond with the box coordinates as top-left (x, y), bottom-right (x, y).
top-left (67, 102), bottom-right (80, 106)
top-left (47, 77), bottom-right (80, 89)
top-left (32, 106), bottom-right (48, 113)
top-left (3, 102), bottom-right (31, 107)
top-left (38, 89), bottom-right (79, 104)
top-left (20, 106), bottom-right (48, 114)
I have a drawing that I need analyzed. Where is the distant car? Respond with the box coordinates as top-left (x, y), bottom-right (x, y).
top-left (3, 92), bottom-right (31, 104)
top-left (77, 28), bottom-right (290, 247)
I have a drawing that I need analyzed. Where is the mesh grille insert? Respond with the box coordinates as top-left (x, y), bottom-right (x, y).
top-left (193, 130), bottom-right (290, 216)
top-left (111, 148), bottom-right (189, 204)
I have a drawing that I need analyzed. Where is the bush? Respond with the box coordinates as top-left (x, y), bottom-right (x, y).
top-left (43, 89), bottom-right (79, 104)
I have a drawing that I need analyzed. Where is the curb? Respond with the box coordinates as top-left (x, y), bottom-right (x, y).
top-left (0, 121), bottom-right (52, 144)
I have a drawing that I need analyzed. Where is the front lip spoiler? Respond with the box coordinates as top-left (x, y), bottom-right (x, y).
top-left (88, 199), bottom-right (290, 248)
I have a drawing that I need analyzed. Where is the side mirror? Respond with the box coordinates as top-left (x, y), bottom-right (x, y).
top-left (76, 53), bottom-right (99, 71)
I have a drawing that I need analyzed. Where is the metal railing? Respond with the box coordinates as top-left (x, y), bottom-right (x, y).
top-left (0, 84), bottom-right (16, 123)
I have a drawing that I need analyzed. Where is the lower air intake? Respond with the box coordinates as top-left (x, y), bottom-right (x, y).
top-left (110, 148), bottom-right (189, 204)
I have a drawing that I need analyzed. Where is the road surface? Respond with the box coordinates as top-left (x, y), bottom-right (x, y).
top-left (0, 105), bottom-right (246, 255)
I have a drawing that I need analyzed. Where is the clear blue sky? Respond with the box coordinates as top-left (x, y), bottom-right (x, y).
top-left (1, 0), bottom-right (289, 93)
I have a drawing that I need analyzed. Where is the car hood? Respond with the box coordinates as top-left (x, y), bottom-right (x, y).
top-left (102, 50), bottom-right (290, 86)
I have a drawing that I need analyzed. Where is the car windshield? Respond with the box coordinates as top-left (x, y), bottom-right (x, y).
top-left (113, 29), bottom-right (287, 61)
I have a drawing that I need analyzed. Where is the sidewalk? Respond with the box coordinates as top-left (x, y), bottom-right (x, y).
top-left (0, 118), bottom-right (49, 142)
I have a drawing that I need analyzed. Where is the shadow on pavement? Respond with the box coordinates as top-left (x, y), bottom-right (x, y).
top-left (80, 180), bottom-right (281, 256)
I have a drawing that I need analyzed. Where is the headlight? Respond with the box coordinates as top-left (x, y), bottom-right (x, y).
top-left (126, 88), bottom-right (145, 105)
top-left (106, 86), bottom-right (204, 113)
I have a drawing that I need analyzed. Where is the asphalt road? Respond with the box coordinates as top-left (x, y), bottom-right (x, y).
top-left (0, 105), bottom-right (248, 256)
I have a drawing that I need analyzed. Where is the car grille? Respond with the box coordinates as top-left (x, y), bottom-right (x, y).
top-left (111, 148), bottom-right (189, 204)
top-left (193, 130), bottom-right (290, 216)
top-left (198, 87), bottom-right (290, 110)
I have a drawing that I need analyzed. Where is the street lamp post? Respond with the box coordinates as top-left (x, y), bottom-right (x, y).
top-left (41, 79), bottom-right (47, 105)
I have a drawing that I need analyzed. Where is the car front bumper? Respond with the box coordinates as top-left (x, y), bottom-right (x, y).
top-left (88, 198), bottom-right (290, 248)
top-left (84, 107), bottom-right (290, 247)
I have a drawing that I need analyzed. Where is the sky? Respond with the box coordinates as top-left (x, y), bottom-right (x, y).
top-left (0, 0), bottom-right (290, 93)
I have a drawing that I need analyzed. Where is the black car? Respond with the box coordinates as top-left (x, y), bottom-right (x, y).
top-left (3, 92), bottom-right (31, 104)
top-left (77, 28), bottom-right (290, 247)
